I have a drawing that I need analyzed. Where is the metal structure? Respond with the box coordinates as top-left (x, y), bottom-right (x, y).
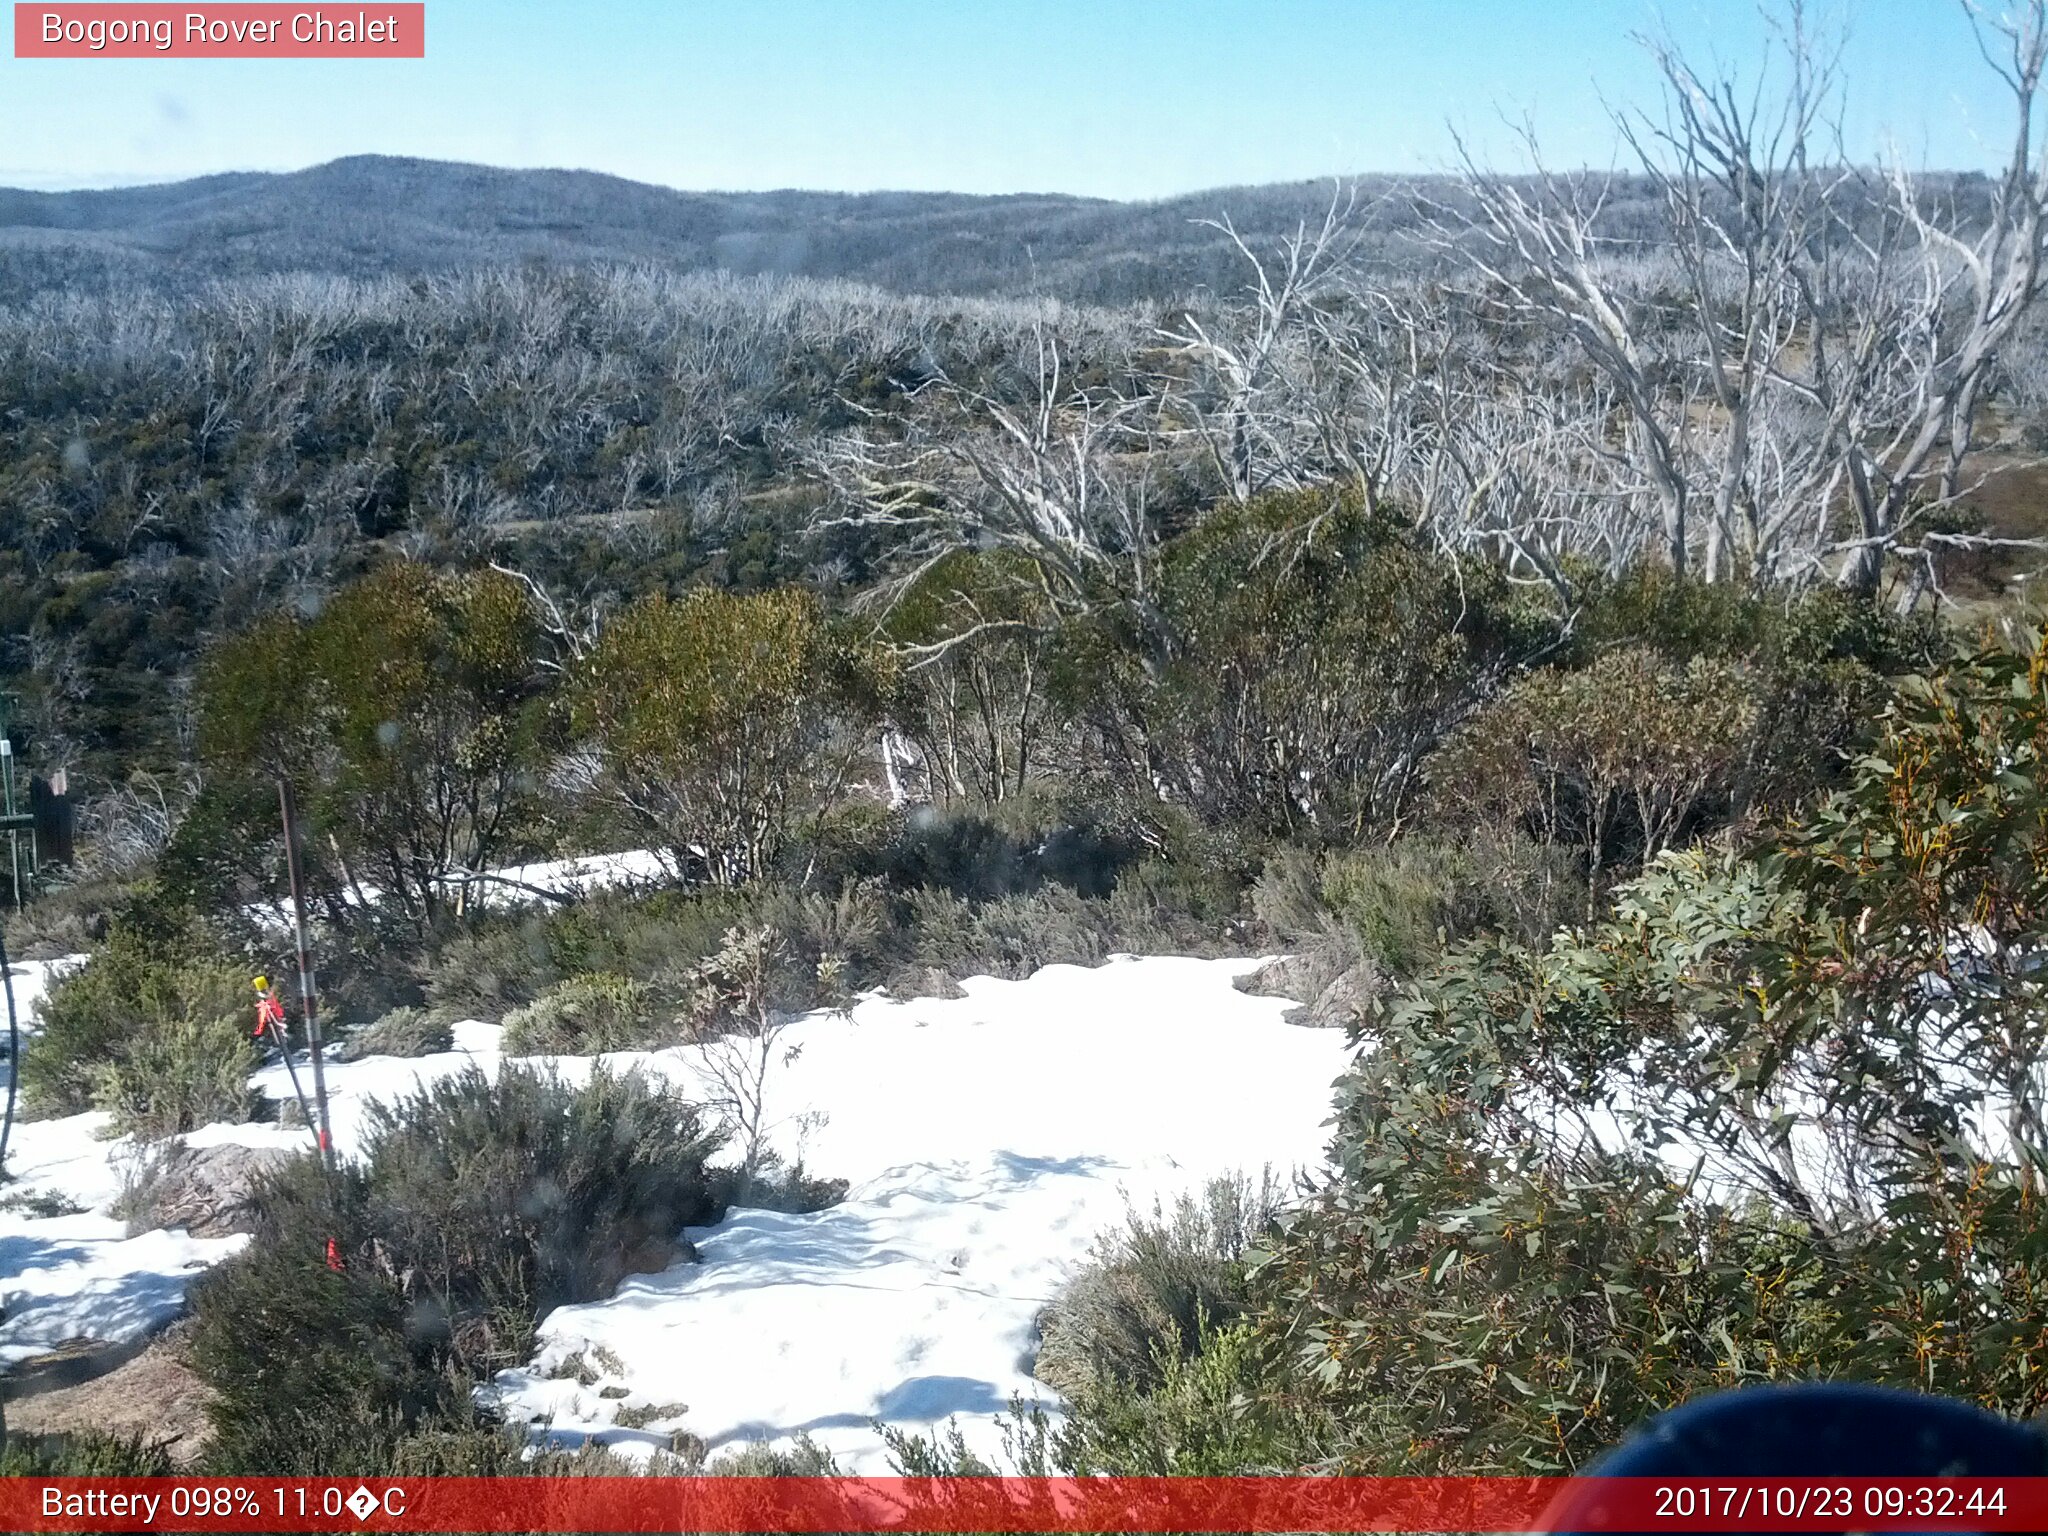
top-left (278, 780), bottom-right (336, 1166)
top-left (0, 706), bottom-right (77, 1197)
top-left (0, 698), bottom-right (73, 910)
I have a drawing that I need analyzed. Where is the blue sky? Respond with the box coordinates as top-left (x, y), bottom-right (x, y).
top-left (0, 1), bottom-right (2013, 197)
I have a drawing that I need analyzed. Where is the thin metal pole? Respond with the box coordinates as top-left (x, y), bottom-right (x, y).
top-left (1, 916), bottom-right (20, 1183)
top-left (278, 780), bottom-right (335, 1166)
top-left (2, 738), bottom-right (18, 913)
top-left (258, 1010), bottom-right (318, 1148)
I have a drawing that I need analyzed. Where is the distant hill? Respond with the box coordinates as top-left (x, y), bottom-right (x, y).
top-left (0, 155), bottom-right (1432, 305)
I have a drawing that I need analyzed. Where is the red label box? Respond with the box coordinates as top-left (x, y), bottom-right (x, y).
top-left (14, 4), bottom-right (424, 57)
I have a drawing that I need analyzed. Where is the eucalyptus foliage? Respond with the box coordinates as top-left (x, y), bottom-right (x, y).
top-left (1247, 630), bottom-right (2048, 1472)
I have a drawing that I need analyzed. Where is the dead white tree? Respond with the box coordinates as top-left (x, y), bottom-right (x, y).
top-left (1160, 191), bottom-right (1361, 503)
top-left (1148, 182), bottom-right (1650, 603)
top-left (1616, 11), bottom-right (1846, 583)
top-left (1435, 0), bottom-right (2048, 599)
top-left (486, 561), bottom-right (610, 673)
top-left (1440, 132), bottom-right (1709, 578)
top-left (813, 325), bottom-right (1171, 652)
top-left (1854, 0), bottom-right (2048, 601)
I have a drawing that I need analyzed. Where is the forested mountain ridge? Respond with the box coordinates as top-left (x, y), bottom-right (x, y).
top-left (0, 155), bottom-right (1406, 304)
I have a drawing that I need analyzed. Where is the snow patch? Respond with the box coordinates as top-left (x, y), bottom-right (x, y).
top-left (489, 955), bottom-right (1347, 1472)
top-left (0, 1217), bottom-right (244, 1369)
top-left (1, 948), bottom-right (1348, 1473)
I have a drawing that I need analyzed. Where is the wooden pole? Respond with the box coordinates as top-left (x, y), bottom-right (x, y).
top-left (278, 780), bottom-right (336, 1166)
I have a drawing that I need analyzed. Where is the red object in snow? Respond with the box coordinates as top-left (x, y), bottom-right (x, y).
top-left (253, 993), bottom-right (286, 1039)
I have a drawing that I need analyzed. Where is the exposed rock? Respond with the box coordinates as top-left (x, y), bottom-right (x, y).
top-left (885, 965), bottom-right (967, 1001)
top-left (119, 1141), bottom-right (297, 1239)
top-left (1299, 957), bottom-right (1384, 1030)
top-left (1235, 944), bottom-right (1383, 1028)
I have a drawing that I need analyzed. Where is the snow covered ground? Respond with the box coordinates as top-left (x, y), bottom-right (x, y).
top-left (0, 949), bottom-right (1349, 1470)
top-left (473, 848), bottom-right (677, 903)
top-left (490, 955), bottom-right (1348, 1470)
top-left (244, 848), bottom-right (678, 928)
top-left (1, 955), bottom-right (249, 1371)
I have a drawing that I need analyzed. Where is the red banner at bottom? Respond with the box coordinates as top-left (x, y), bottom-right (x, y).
top-left (5, 1474), bottom-right (2044, 1532)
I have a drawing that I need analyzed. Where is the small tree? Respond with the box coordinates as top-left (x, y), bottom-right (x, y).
top-left (680, 924), bottom-right (844, 1204)
top-left (197, 563), bottom-right (545, 933)
top-left (570, 587), bottom-right (885, 885)
top-left (1254, 629), bottom-right (2048, 1474)
top-left (881, 549), bottom-right (1058, 806)
top-left (1432, 646), bottom-right (1759, 885)
top-left (1104, 491), bottom-right (1540, 840)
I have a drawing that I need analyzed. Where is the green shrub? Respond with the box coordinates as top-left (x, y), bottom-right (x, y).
top-left (385, 1422), bottom-right (649, 1476)
top-left (1249, 846), bottom-right (1336, 945)
top-left (1250, 841), bottom-right (1467, 986)
top-left (23, 919), bottom-right (250, 1120)
top-left (340, 1005), bottom-right (455, 1060)
top-left (603, 887), bottom-right (753, 991)
top-left (570, 586), bottom-right (887, 885)
top-left (1319, 840), bottom-right (1485, 979)
top-left (1036, 1174), bottom-right (1279, 1402)
top-left (751, 880), bottom-right (889, 976)
top-left (841, 804), bottom-right (1135, 903)
top-left (0, 1427), bottom-right (175, 1476)
top-left (1247, 634), bottom-right (2048, 1474)
top-left (197, 1259), bottom-right (457, 1475)
top-left (1429, 647), bottom-right (1759, 883)
top-left (93, 1011), bottom-right (259, 1138)
top-left (1457, 825), bottom-right (1587, 948)
top-left (709, 1149), bottom-right (850, 1215)
top-left (382, 1421), bottom-right (544, 1476)
top-left (424, 914), bottom-right (568, 1021)
top-left (191, 1157), bottom-right (455, 1476)
top-left (314, 923), bottom-right (431, 1027)
top-left (1569, 569), bottom-right (1940, 816)
top-left (192, 1065), bottom-right (726, 1473)
top-left (707, 1435), bottom-right (841, 1475)
top-left (1254, 834), bottom-right (1584, 984)
top-left (798, 800), bottom-right (900, 887)
top-left (1107, 849), bottom-right (1254, 946)
top-left (501, 972), bottom-right (661, 1054)
top-left (0, 875), bottom-right (116, 961)
top-left (1091, 491), bottom-right (1545, 840)
top-left (0, 1188), bottom-right (87, 1219)
top-left (959, 886), bottom-right (1109, 977)
top-left (870, 872), bottom-right (1252, 989)
top-left (425, 888), bottom-right (749, 1022)
top-left (893, 886), bottom-right (981, 970)
top-left (360, 1063), bottom-right (724, 1354)
top-left (881, 1361), bottom-right (1304, 1478)
top-left (1053, 1318), bottom-right (1303, 1475)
